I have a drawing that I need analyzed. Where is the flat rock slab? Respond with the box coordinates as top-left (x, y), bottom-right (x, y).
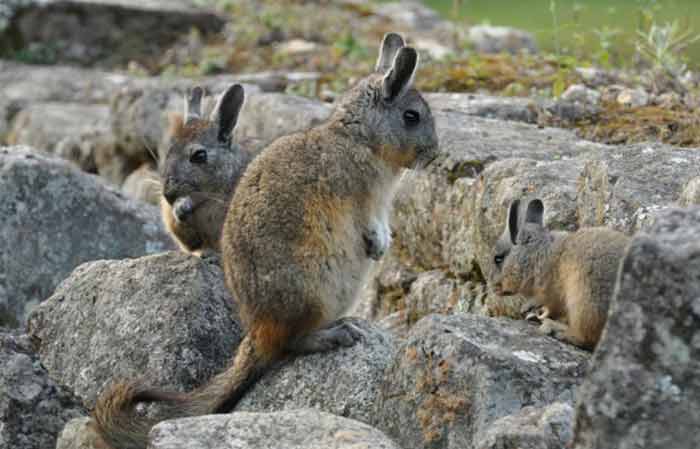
top-left (150, 409), bottom-right (402, 449)
top-left (0, 329), bottom-right (85, 449)
top-left (8, 102), bottom-right (112, 175)
top-left (572, 206), bottom-right (700, 449)
top-left (426, 93), bottom-right (539, 124)
top-left (374, 314), bottom-right (589, 449)
top-left (0, 61), bottom-right (309, 141)
top-left (0, 148), bottom-right (172, 327)
top-left (1, 0), bottom-right (225, 67)
top-left (237, 318), bottom-right (396, 425)
top-left (27, 251), bottom-right (241, 408)
top-left (477, 402), bottom-right (574, 449)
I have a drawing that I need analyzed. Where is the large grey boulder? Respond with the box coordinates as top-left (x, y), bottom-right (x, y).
top-left (1, 0), bottom-right (225, 67)
top-left (235, 93), bottom-right (333, 148)
top-left (0, 329), bottom-right (85, 449)
top-left (7, 102), bottom-right (113, 175)
top-left (237, 318), bottom-right (396, 425)
top-left (572, 206), bottom-right (700, 449)
top-left (374, 314), bottom-right (589, 449)
top-left (0, 148), bottom-right (172, 327)
top-left (27, 251), bottom-right (241, 408)
top-left (150, 410), bottom-right (402, 449)
top-left (0, 61), bottom-right (311, 161)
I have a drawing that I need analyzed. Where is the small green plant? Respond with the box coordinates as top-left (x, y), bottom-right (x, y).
top-left (636, 20), bottom-right (700, 80)
top-left (333, 33), bottom-right (368, 60)
top-left (593, 26), bottom-right (621, 68)
top-left (11, 43), bottom-right (58, 65)
top-left (549, 0), bottom-right (561, 58)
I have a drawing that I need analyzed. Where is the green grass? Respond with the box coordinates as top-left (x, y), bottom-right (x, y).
top-left (422, 0), bottom-right (700, 68)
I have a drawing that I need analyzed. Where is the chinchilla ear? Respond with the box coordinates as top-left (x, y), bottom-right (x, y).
top-left (506, 199), bottom-right (521, 245)
top-left (211, 84), bottom-right (245, 145)
top-left (375, 32), bottom-right (405, 73)
top-left (525, 199), bottom-right (545, 227)
top-left (381, 46), bottom-right (418, 102)
top-left (184, 86), bottom-right (204, 124)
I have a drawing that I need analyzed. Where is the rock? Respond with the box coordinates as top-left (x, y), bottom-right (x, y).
top-left (468, 25), bottom-right (538, 54)
top-left (0, 61), bottom-right (130, 142)
top-left (560, 84), bottom-right (601, 105)
top-left (150, 410), bottom-right (402, 449)
top-left (56, 417), bottom-right (107, 449)
top-left (277, 39), bottom-right (319, 55)
top-left (374, 1), bottom-right (445, 32)
top-left (574, 67), bottom-right (617, 88)
top-left (237, 318), bottom-right (395, 425)
top-left (373, 314), bottom-right (589, 449)
top-left (426, 93), bottom-right (539, 124)
top-left (599, 84), bottom-right (625, 103)
top-left (0, 329), bottom-right (85, 449)
top-left (366, 265), bottom-right (489, 330)
top-left (1, 0), bottom-right (225, 67)
top-left (653, 91), bottom-right (682, 108)
top-left (0, 148), bottom-right (172, 327)
top-left (122, 163), bottom-right (160, 205)
top-left (432, 110), bottom-right (600, 166)
top-left (478, 403), bottom-right (574, 449)
top-left (572, 207), bottom-right (700, 449)
top-left (0, 61), bottom-right (129, 105)
top-left (109, 86), bottom-right (187, 166)
top-left (578, 144), bottom-right (700, 234)
top-left (678, 176), bottom-right (700, 206)
top-left (414, 37), bottom-right (453, 60)
top-left (235, 93), bottom-right (332, 149)
top-left (0, 61), bottom-right (311, 153)
top-left (616, 87), bottom-right (650, 107)
top-left (7, 102), bottom-right (112, 174)
top-left (27, 251), bottom-right (241, 408)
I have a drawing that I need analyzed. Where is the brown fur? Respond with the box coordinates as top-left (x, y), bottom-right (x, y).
top-left (375, 143), bottom-right (419, 171)
top-left (170, 115), bottom-right (212, 142)
top-left (92, 34), bottom-right (438, 449)
top-left (490, 199), bottom-right (630, 350)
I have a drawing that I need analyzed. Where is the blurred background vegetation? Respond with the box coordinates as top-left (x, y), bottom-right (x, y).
top-left (4, 0), bottom-right (700, 145)
top-left (424, 0), bottom-right (700, 69)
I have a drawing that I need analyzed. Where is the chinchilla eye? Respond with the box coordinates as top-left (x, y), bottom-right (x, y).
top-left (190, 149), bottom-right (207, 164)
top-left (494, 254), bottom-right (504, 265)
top-left (403, 109), bottom-right (420, 126)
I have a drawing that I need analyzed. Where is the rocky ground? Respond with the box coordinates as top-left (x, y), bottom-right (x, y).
top-left (1, 1), bottom-right (699, 448)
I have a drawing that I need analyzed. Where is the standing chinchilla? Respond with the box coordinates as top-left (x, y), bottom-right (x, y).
top-left (160, 84), bottom-right (253, 255)
top-left (92, 32), bottom-right (439, 449)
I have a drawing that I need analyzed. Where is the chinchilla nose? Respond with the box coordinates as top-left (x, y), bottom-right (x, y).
top-left (163, 177), bottom-right (178, 205)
